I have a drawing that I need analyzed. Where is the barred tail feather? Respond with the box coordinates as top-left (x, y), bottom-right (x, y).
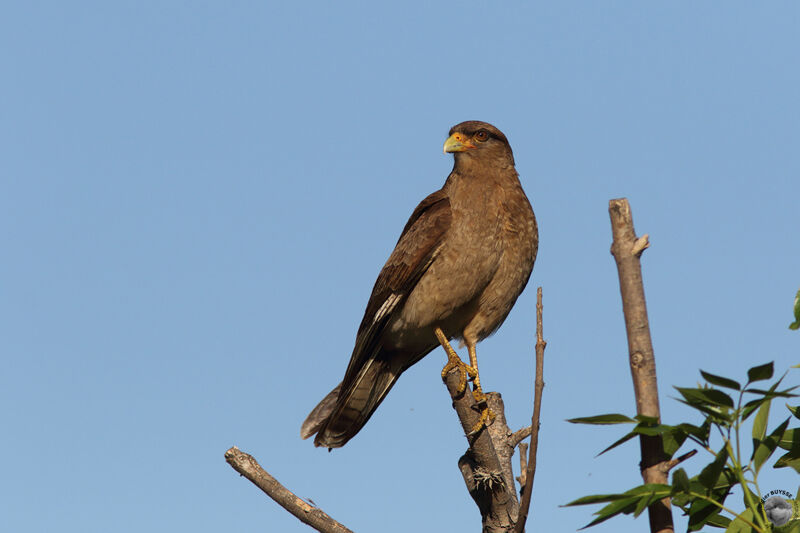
top-left (301, 358), bottom-right (402, 449)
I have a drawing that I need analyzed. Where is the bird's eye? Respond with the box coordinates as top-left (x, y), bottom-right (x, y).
top-left (475, 130), bottom-right (489, 142)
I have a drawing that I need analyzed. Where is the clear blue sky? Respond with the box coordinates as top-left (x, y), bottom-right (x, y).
top-left (2, 3), bottom-right (798, 532)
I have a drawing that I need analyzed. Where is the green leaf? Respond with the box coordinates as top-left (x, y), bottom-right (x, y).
top-left (701, 370), bottom-right (741, 390)
top-left (699, 446), bottom-right (729, 490)
top-left (686, 498), bottom-right (724, 531)
top-left (774, 449), bottom-right (800, 473)
top-left (579, 496), bottom-right (639, 529)
top-left (784, 520), bottom-right (800, 533)
top-left (597, 431), bottom-right (637, 456)
top-left (790, 289), bottom-right (800, 330)
top-left (566, 485), bottom-right (673, 529)
top-left (564, 493), bottom-right (629, 506)
top-left (788, 404), bottom-right (800, 420)
top-left (676, 398), bottom-right (734, 424)
top-left (747, 362), bottom-right (774, 383)
top-left (676, 386), bottom-right (735, 409)
top-left (752, 399), bottom-right (771, 444)
top-left (704, 513), bottom-right (732, 529)
top-left (672, 468), bottom-right (690, 493)
top-left (741, 485), bottom-right (761, 514)
top-left (631, 492), bottom-right (651, 518)
top-left (742, 397), bottom-right (770, 422)
top-left (778, 428), bottom-right (799, 451)
top-left (725, 508), bottom-right (756, 533)
top-left (678, 421), bottom-right (712, 447)
top-left (753, 417), bottom-right (791, 475)
top-left (633, 414), bottom-right (660, 424)
top-left (744, 386), bottom-right (798, 399)
top-left (594, 419), bottom-right (689, 458)
top-left (662, 427), bottom-right (690, 457)
top-left (567, 414), bottom-right (637, 425)
top-left (742, 378), bottom-right (794, 421)
top-left (774, 428), bottom-right (800, 473)
top-left (624, 483), bottom-right (673, 497)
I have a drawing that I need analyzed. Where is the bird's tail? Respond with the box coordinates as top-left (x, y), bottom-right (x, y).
top-left (300, 357), bottom-right (403, 449)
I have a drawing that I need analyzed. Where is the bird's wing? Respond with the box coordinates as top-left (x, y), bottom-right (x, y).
top-left (341, 188), bottom-right (452, 387)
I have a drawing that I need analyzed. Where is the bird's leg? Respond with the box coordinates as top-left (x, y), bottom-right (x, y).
top-left (435, 327), bottom-right (476, 395)
top-left (466, 341), bottom-right (494, 434)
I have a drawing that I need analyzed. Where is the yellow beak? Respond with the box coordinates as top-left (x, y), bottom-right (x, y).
top-left (443, 133), bottom-right (476, 153)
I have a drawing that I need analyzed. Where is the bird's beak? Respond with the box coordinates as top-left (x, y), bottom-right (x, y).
top-left (443, 132), bottom-right (476, 153)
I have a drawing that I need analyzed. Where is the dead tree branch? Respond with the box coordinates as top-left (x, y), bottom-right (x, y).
top-left (224, 446), bottom-right (353, 533)
top-left (443, 372), bottom-right (519, 532)
top-left (513, 287), bottom-right (546, 533)
top-left (516, 442), bottom-right (529, 489)
top-left (442, 286), bottom-right (546, 533)
top-left (510, 426), bottom-right (532, 449)
top-left (227, 293), bottom-right (547, 533)
top-left (608, 198), bottom-right (673, 533)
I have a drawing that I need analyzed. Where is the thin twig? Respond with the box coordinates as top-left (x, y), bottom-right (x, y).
top-left (608, 198), bottom-right (673, 533)
top-left (659, 449), bottom-right (698, 474)
top-left (224, 446), bottom-right (354, 533)
top-left (516, 442), bottom-right (529, 490)
top-left (513, 287), bottom-right (546, 533)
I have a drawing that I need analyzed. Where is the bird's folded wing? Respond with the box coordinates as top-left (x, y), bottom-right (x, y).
top-left (341, 189), bottom-right (452, 385)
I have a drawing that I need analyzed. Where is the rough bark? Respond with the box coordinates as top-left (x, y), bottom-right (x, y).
top-left (608, 198), bottom-right (673, 533)
top-left (224, 446), bottom-right (353, 533)
top-left (444, 374), bottom-right (518, 532)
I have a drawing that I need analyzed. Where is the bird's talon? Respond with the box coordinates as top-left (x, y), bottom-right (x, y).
top-left (472, 388), bottom-right (488, 405)
top-left (441, 355), bottom-right (474, 395)
top-left (468, 407), bottom-right (495, 435)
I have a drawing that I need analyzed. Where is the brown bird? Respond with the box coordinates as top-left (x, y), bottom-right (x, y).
top-left (301, 121), bottom-right (538, 448)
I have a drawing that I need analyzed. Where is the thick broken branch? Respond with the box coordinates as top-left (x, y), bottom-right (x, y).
top-left (608, 198), bottom-right (673, 533)
top-left (224, 446), bottom-right (353, 533)
top-left (513, 287), bottom-right (546, 533)
top-left (443, 372), bottom-right (518, 532)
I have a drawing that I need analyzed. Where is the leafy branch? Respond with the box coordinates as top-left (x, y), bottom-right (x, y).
top-left (565, 362), bottom-right (800, 532)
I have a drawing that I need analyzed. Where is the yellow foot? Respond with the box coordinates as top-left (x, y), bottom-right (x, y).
top-left (435, 327), bottom-right (477, 394)
top-left (469, 405), bottom-right (495, 435)
top-left (469, 387), bottom-right (494, 434)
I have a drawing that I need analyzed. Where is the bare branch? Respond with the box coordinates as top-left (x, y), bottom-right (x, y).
top-left (608, 198), bottom-right (673, 533)
top-left (513, 286), bottom-right (546, 533)
top-left (443, 371), bottom-right (518, 532)
top-left (631, 234), bottom-right (650, 257)
top-left (510, 426), bottom-right (532, 450)
top-left (516, 442), bottom-right (529, 490)
top-left (224, 446), bottom-right (354, 533)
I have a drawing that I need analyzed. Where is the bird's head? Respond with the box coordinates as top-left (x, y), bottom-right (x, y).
top-left (443, 121), bottom-right (515, 169)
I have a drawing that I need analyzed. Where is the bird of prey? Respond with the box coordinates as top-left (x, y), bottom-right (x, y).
top-left (301, 121), bottom-right (538, 449)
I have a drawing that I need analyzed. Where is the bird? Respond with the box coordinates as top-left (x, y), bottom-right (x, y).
top-left (301, 120), bottom-right (538, 449)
